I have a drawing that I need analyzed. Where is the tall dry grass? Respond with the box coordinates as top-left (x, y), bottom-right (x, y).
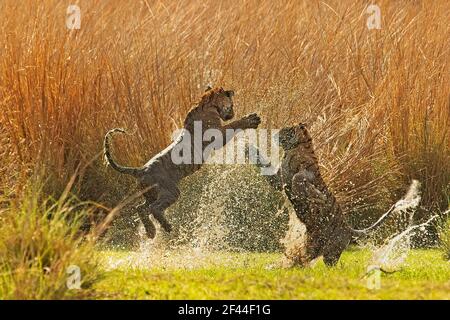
top-left (0, 0), bottom-right (448, 233)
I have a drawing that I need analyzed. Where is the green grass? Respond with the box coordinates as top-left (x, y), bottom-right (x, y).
top-left (94, 249), bottom-right (449, 300)
top-left (0, 184), bottom-right (100, 299)
top-left (439, 218), bottom-right (450, 260)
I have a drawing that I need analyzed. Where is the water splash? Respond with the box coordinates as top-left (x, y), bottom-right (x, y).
top-left (367, 180), bottom-right (437, 272)
top-left (371, 215), bottom-right (438, 272)
top-left (104, 222), bottom-right (233, 270)
top-left (103, 170), bottom-right (440, 272)
top-left (183, 165), bottom-right (232, 251)
top-left (392, 179), bottom-right (421, 215)
top-left (280, 200), bottom-right (308, 267)
top-left (104, 161), bottom-right (288, 270)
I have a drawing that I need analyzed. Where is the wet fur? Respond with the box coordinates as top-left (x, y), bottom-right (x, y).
top-left (252, 124), bottom-right (392, 266)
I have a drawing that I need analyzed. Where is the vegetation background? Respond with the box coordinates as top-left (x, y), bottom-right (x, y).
top-left (0, 0), bottom-right (448, 299)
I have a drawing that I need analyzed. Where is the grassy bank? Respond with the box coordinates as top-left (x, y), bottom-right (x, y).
top-left (95, 249), bottom-right (449, 299)
top-left (0, 183), bottom-right (100, 299)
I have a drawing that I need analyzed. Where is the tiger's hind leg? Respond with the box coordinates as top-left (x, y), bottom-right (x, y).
top-left (135, 200), bottom-right (156, 239)
top-left (147, 184), bottom-right (180, 233)
top-left (322, 228), bottom-right (352, 267)
top-left (323, 247), bottom-right (345, 267)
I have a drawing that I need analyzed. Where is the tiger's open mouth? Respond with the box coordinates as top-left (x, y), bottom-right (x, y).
top-left (223, 113), bottom-right (234, 120)
top-left (221, 106), bottom-right (235, 120)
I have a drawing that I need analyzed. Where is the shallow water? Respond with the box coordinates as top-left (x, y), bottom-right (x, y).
top-left (104, 176), bottom-right (442, 273)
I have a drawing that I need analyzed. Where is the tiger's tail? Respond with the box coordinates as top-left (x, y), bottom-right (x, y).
top-left (103, 128), bottom-right (144, 177)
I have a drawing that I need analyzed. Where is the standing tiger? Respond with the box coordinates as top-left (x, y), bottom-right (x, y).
top-left (250, 123), bottom-right (394, 266)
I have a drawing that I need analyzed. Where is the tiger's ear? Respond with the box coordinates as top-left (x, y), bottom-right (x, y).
top-left (225, 90), bottom-right (234, 98)
top-left (298, 123), bottom-right (307, 129)
top-left (205, 85), bottom-right (212, 92)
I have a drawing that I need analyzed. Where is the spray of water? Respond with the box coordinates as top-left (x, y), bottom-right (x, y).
top-left (104, 150), bottom-right (288, 270)
top-left (367, 180), bottom-right (439, 273)
top-left (371, 215), bottom-right (439, 272)
top-left (103, 165), bottom-right (440, 272)
top-left (279, 200), bottom-right (308, 267)
top-left (105, 165), bottom-right (236, 270)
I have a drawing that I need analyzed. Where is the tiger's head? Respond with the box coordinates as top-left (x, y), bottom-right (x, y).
top-left (276, 123), bottom-right (312, 150)
top-left (201, 86), bottom-right (235, 121)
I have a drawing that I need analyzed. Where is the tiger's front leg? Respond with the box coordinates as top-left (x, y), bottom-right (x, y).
top-left (221, 113), bottom-right (261, 144)
top-left (245, 143), bottom-right (282, 190)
